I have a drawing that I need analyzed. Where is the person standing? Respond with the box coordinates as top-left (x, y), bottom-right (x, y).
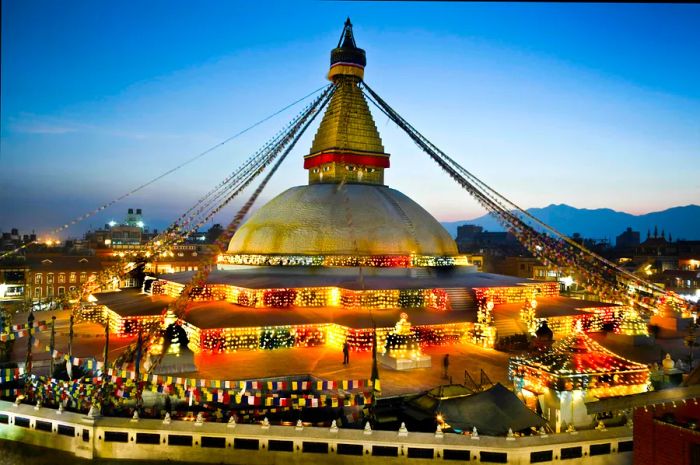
top-left (343, 341), bottom-right (350, 366)
top-left (443, 354), bottom-right (450, 379)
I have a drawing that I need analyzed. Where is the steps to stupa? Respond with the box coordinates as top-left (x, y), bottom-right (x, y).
top-left (444, 287), bottom-right (476, 312)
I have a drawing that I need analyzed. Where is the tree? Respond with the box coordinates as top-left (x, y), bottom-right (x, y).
top-left (206, 224), bottom-right (224, 243)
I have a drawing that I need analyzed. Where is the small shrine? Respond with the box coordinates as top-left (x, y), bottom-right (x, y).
top-left (379, 313), bottom-right (431, 370)
top-left (509, 326), bottom-right (649, 431)
top-left (152, 310), bottom-right (197, 374)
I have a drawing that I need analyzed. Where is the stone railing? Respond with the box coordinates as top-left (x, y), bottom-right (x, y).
top-left (0, 400), bottom-right (632, 464)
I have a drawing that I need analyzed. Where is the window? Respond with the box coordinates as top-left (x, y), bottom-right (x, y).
top-left (372, 446), bottom-right (398, 457)
top-left (58, 287), bottom-right (65, 296)
top-left (302, 442), bottom-right (329, 454)
top-left (47, 287), bottom-right (54, 297)
top-left (57, 425), bottom-right (75, 437)
top-left (618, 441), bottom-right (633, 453)
top-left (14, 417), bottom-right (30, 428)
top-left (34, 287), bottom-right (41, 298)
top-left (407, 448), bottom-right (434, 459)
top-left (70, 273), bottom-right (76, 283)
top-left (530, 450), bottom-right (553, 463)
top-left (104, 431), bottom-right (129, 442)
top-left (234, 438), bottom-right (259, 450)
top-left (47, 273), bottom-right (54, 284)
top-left (561, 446), bottom-right (582, 460)
top-left (337, 444), bottom-right (363, 456)
top-left (58, 274), bottom-right (66, 283)
top-left (590, 443), bottom-right (611, 456)
top-left (480, 451), bottom-right (508, 463)
top-left (136, 433), bottom-right (160, 444)
top-left (69, 286), bottom-right (76, 292)
top-left (80, 273), bottom-right (86, 282)
top-left (168, 435), bottom-right (193, 447)
top-left (35, 420), bottom-right (53, 432)
top-left (35, 274), bottom-right (42, 284)
top-left (268, 440), bottom-right (294, 452)
top-left (443, 449), bottom-right (470, 461)
top-left (201, 436), bottom-right (226, 448)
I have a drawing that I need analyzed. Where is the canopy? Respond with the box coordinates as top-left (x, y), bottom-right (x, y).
top-left (406, 382), bottom-right (546, 436)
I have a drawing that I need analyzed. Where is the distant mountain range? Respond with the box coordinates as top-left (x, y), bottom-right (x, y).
top-left (441, 204), bottom-right (700, 241)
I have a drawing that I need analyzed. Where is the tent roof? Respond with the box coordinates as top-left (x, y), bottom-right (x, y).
top-left (510, 331), bottom-right (648, 377)
top-left (406, 382), bottom-right (546, 436)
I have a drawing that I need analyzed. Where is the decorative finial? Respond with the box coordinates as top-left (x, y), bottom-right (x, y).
top-left (261, 417), bottom-right (270, 429)
top-left (330, 420), bottom-right (339, 433)
top-left (131, 410), bottom-right (140, 422)
top-left (596, 420), bottom-right (607, 431)
top-left (471, 426), bottom-right (479, 439)
top-left (435, 424), bottom-right (444, 438)
top-left (195, 412), bottom-right (204, 425)
top-left (87, 405), bottom-right (100, 418)
top-left (398, 422), bottom-right (408, 437)
top-left (364, 421), bottom-right (372, 435)
top-left (57, 403), bottom-right (64, 415)
top-left (539, 426), bottom-right (548, 438)
top-left (34, 400), bottom-right (42, 411)
top-left (163, 413), bottom-right (171, 425)
top-left (506, 427), bottom-right (515, 440)
top-left (295, 419), bottom-right (304, 431)
top-left (227, 416), bottom-right (236, 428)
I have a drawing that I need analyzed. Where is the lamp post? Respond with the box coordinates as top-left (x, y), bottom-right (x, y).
top-left (49, 315), bottom-right (56, 376)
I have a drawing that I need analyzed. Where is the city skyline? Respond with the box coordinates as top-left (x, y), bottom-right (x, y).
top-left (2, 2), bottom-right (699, 237)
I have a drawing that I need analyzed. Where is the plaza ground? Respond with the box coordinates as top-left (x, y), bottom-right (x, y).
top-left (6, 309), bottom-right (698, 397)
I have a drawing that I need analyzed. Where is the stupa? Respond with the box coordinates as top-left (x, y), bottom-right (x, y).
top-left (90, 20), bottom-right (627, 356)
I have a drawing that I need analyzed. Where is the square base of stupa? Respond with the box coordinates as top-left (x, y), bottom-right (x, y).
top-left (650, 315), bottom-right (694, 334)
top-left (379, 353), bottom-right (432, 370)
top-left (606, 333), bottom-right (655, 346)
top-left (153, 350), bottom-right (198, 375)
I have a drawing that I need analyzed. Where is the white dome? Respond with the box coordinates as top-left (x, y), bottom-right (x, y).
top-left (227, 184), bottom-right (458, 257)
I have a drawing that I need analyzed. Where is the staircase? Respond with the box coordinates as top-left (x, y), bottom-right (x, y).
top-left (493, 315), bottom-right (529, 338)
top-left (444, 288), bottom-right (476, 312)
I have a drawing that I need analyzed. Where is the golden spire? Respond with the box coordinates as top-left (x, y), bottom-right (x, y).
top-left (304, 19), bottom-right (389, 185)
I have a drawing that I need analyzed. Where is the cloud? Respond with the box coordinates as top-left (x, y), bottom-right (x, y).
top-left (5, 112), bottom-right (181, 140)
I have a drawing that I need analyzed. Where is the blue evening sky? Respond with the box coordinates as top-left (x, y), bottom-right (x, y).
top-left (1, 1), bottom-right (699, 238)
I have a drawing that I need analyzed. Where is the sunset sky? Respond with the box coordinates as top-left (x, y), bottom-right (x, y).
top-left (2, 1), bottom-right (698, 237)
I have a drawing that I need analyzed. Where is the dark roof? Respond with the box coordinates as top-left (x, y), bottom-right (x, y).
top-left (406, 383), bottom-right (546, 435)
top-left (25, 254), bottom-right (104, 272)
top-left (495, 296), bottom-right (620, 319)
top-left (161, 268), bottom-right (533, 291)
top-left (585, 385), bottom-right (700, 415)
top-left (93, 289), bottom-right (171, 317)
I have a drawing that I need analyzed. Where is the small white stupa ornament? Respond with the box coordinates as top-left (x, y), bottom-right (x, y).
top-left (398, 422), bottom-right (408, 437)
top-left (364, 421), bottom-right (372, 435)
top-left (195, 412), bottom-right (204, 425)
top-left (295, 419), bottom-right (304, 431)
top-left (261, 417), bottom-right (270, 429)
top-left (227, 416), bottom-right (236, 428)
top-left (163, 413), bottom-right (171, 425)
top-left (330, 420), bottom-right (339, 433)
top-left (471, 426), bottom-right (479, 439)
top-left (131, 410), bottom-right (140, 422)
top-left (435, 424), bottom-right (444, 438)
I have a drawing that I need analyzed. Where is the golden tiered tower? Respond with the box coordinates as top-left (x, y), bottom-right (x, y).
top-left (304, 19), bottom-right (390, 185)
